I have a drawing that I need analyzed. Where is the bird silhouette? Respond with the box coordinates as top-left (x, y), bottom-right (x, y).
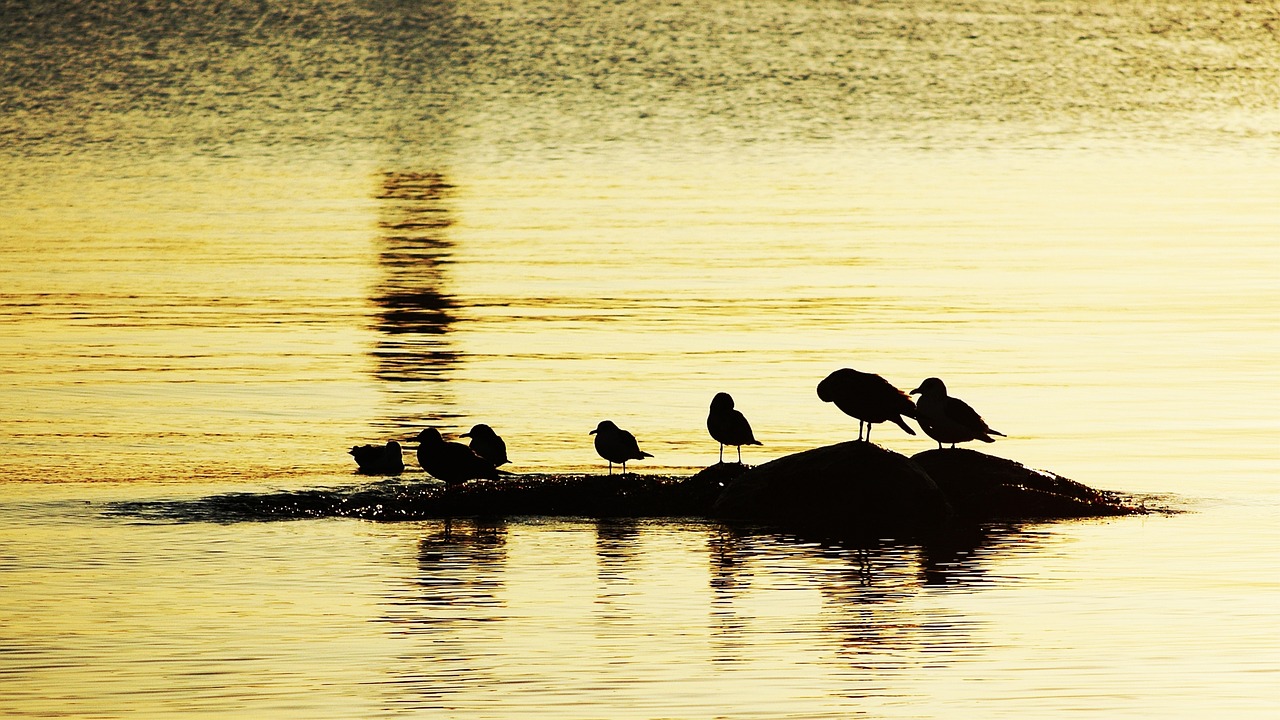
top-left (707, 392), bottom-right (762, 464)
top-left (348, 441), bottom-right (405, 475)
top-left (460, 423), bottom-right (509, 468)
top-left (910, 377), bottom-right (1005, 449)
top-left (413, 428), bottom-right (500, 486)
top-left (816, 368), bottom-right (917, 442)
top-left (590, 420), bottom-right (653, 475)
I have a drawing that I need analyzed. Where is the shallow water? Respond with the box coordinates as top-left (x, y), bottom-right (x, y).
top-left (2, 0), bottom-right (1279, 717)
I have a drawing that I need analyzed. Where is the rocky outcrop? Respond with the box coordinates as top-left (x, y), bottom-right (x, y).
top-left (712, 441), bottom-right (954, 535)
top-left (120, 448), bottom-right (1143, 527)
top-left (911, 448), bottom-right (1137, 520)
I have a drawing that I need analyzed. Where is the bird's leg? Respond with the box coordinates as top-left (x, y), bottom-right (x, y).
top-left (622, 461), bottom-right (628, 474)
top-left (607, 461), bottom-right (613, 475)
top-left (719, 444), bottom-right (724, 464)
top-left (736, 445), bottom-right (742, 463)
top-left (866, 423), bottom-right (873, 443)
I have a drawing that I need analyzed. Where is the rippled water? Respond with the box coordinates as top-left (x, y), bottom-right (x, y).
top-left (2, 0), bottom-right (1279, 717)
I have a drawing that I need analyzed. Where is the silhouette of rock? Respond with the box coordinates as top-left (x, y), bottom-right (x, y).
top-left (405, 472), bottom-right (726, 519)
top-left (138, 453), bottom-right (1151, 526)
top-left (911, 448), bottom-right (1135, 519)
top-left (712, 442), bottom-right (953, 535)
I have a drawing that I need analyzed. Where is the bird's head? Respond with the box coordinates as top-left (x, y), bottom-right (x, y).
top-left (461, 423), bottom-right (492, 439)
top-left (590, 420), bottom-right (618, 435)
top-left (910, 377), bottom-right (946, 396)
top-left (413, 427), bottom-right (443, 444)
top-left (710, 392), bottom-right (734, 411)
top-left (816, 368), bottom-right (855, 402)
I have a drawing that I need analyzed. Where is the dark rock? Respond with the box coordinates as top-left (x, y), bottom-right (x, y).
top-left (911, 448), bottom-right (1139, 520)
top-left (712, 441), bottom-right (954, 535)
top-left (359, 468), bottom-right (745, 520)
top-left (113, 451), bottom-right (1150, 526)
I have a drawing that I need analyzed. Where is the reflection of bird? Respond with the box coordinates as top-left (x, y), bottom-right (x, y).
top-left (707, 392), bottom-right (762, 464)
top-left (460, 423), bottom-right (509, 468)
top-left (414, 428), bottom-right (499, 486)
top-left (348, 441), bottom-right (405, 475)
top-left (910, 377), bottom-right (1005, 449)
top-left (817, 368), bottom-right (917, 442)
top-left (590, 420), bottom-right (653, 474)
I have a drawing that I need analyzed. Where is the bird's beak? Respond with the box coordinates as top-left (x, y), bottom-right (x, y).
top-left (589, 429), bottom-right (597, 435)
top-left (460, 432), bottom-right (471, 438)
top-left (910, 387), bottom-right (922, 395)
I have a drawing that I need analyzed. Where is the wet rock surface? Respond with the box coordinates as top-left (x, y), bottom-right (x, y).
top-left (911, 448), bottom-right (1141, 520)
top-left (111, 449), bottom-right (1147, 528)
top-left (712, 441), bottom-right (955, 534)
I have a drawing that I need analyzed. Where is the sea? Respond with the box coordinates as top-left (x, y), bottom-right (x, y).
top-left (1, 0), bottom-right (1278, 717)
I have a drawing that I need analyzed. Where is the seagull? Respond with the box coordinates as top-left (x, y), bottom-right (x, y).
top-left (460, 423), bottom-right (509, 468)
top-left (590, 420), bottom-right (653, 475)
top-left (910, 377), bottom-right (1006, 449)
top-left (816, 368), bottom-right (917, 442)
top-left (413, 428), bottom-right (500, 486)
top-left (348, 441), bottom-right (405, 475)
top-left (707, 392), bottom-right (762, 464)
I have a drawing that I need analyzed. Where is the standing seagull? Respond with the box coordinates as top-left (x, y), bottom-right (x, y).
top-left (460, 423), bottom-right (509, 468)
top-left (910, 377), bottom-right (1006, 449)
top-left (590, 420), bottom-right (653, 475)
top-left (707, 392), bottom-right (762, 464)
top-left (816, 368), bottom-right (917, 442)
top-left (413, 428), bottom-right (500, 487)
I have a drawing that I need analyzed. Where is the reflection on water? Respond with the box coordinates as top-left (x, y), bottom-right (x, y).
top-left (369, 518), bottom-right (1039, 717)
top-left (381, 520), bottom-right (508, 712)
top-left (371, 170), bottom-right (459, 384)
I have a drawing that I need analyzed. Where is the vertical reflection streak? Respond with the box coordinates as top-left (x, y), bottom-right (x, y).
top-left (370, 170), bottom-right (463, 427)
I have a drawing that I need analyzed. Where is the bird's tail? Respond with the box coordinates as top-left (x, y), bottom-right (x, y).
top-left (641, 451), bottom-right (654, 458)
top-left (749, 440), bottom-right (763, 446)
top-left (989, 429), bottom-right (1006, 437)
top-left (893, 416), bottom-right (917, 436)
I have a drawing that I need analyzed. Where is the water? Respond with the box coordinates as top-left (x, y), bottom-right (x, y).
top-left (2, 0), bottom-right (1279, 716)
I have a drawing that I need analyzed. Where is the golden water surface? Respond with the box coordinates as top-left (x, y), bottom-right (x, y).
top-left (1, 1), bottom-right (1278, 717)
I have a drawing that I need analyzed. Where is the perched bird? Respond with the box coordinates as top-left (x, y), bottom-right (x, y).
top-left (348, 441), bottom-right (405, 475)
top-left (460, 423), bottom-right (509, 468)
top-left (413, 428), bottom-right (500, 486)
top-left (707, 392), bottom-right (762, 464)
top-left (590, 420), bottom-right (653, 474)
top-left (816, 368), bottom-right (917, 442)
top-left (910, 377), bottom-right (1006, 449)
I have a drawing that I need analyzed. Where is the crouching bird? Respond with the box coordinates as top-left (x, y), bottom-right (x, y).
top-left (910, 377), bottom-right (1006, 449)
top-left (590, 420), bottom-right (652, 474)
top-left (413, 428), bottom-right (500, 487)
top-left (816, 367), bottom-right (917, 442)
top-left (706, 392), bottom-right (761, 464)
top-left (348, 441), bottom-right (405, 475)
